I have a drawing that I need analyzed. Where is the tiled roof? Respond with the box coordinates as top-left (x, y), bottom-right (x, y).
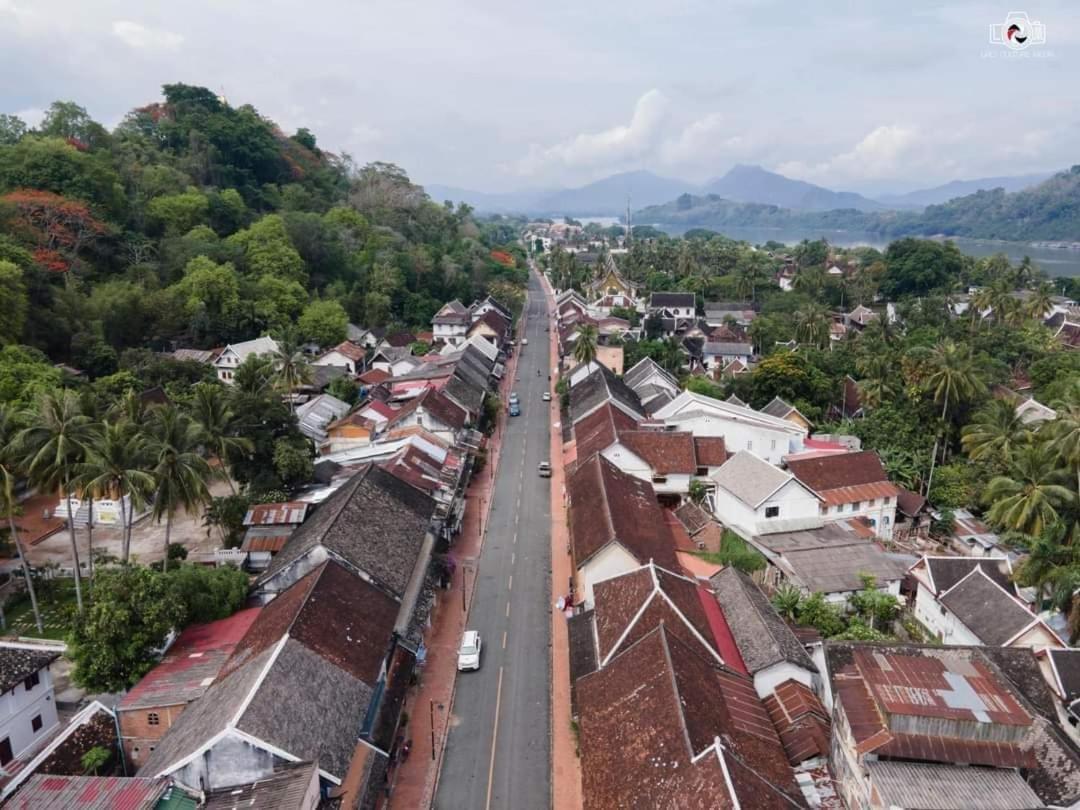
top-left (419, 387), bottom-right (469, 430)
top-left (1047, 647), bottom-right (1080, 703)
top-left (762, 679), bottom-right (831, 764)
top-left (0, 645), bottom-right (60, 693)
top-left (649, 292), bottom-right (695, 309)
top-left (711, 567), bottom-right (816, 675)
top-left (322, 341), bottom-right (366, 363)
top-left (760, 396), bottom-right (795, 419)
top-left (256, 464), bottom-right (434, 600)
top-left (785, 450), bottom-right (893, 496)
top-left (569, 365), bottom-right (643, 425)
top-left (617, 430), bottom-right (697, 474)
top-left (673, 500), bottom-right (712, 536)
top-left (781, 541), bottom-right (906, 593)
top-left (939, 568), bottom-right (1041, 645)
top-left (896, 486), bottom-right (927, 517)
top-left (119, 608), bottom-right (261, 711)
top-left (703, 341), bottom-right (752, 355)
top-left (357, 368), bottom-right (390, 385)
top-left (693, 436), bottom-right (727, 467)
top-left (622, 357), bottom-right (678, 392)
top-left (203, 761), bottom-right (317, 810)
top-left (383, 330), bottom-right (416, 348)
top-left (713, 451), bottom-right (796, 508)
top-left (6, 775), bottom-right (174, 809)
top-left (924, 556), bottom-right (1014, 595)
top-left (577, 625), bottom-right (801, 810)
top-left (567, 456), bottom-right (678, 570)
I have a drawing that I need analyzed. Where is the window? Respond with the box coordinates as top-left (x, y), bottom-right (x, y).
top-left (765, 506), bottom-right (780, 518)
top-left (883, 496), bottom-right (891, 505)
top-left (883, 516), bottom-right (891, 526)
top-left (771, 439), bottom-right (777, 450)
top-left (696, 467), bottom-right (708, 477)
top-left (852, 501), bottom-right (862, 511)
top-left (820, 505), bottom-right (828, 516)
top-left (652, 475), bottom-right (668, 485)
top-left (869, 498), bottom-right (876, 507)
top-left (31, 714), bottom-right (42, 733)
top-left (940, 605), bottom-right (947, 616)
top-left (747, 440), bottom-right (753, 451)
top-left (23, 672), bottom-right (39, 691)
top-left (147, 713), bottom-right (160, 726)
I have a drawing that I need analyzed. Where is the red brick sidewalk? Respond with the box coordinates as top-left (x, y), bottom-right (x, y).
top-left (383, 304), bottom-right (526, 810)
top-left (540, 270), bottom-right (584, 810)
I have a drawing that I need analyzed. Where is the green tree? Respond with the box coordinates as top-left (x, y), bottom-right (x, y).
top-left (793, 304), bottom-right (830, 349)
top-left (771, 584), bottom-right (803, 621)
top-left (67, 565), bottom-right (186, 692)
top-left (961, 399), bottom-right (1030, 465)
top-left (146, 189), bottom-right (210, 236)
top-left (166, 563), bottom-right (248, 624)
top-left (229, 214), bottom-right (306, 282)
top-left (270, 333), bottom-right (313, 412)
top-left (573, 325), bottom-right (599, 366)
top-left (298, 299), bottom-right (348, 348)
top-left (188, 383), bottom-right (252, 493)
top-left (0, 262), bottom-right (27, 344)
top-left (848, 574), bottom-right (899, 632)
top-left (81, 746), bottom-right (111, 776)
top-left (985, 444), bottom-right (1072, 537)
top-left (173, 256), bottom-right (241, 326)
top-left (923, 339), bottom-right (985, 494)
top-left (16, 390), bottom-right (94, 612)
top-left (0, 406), bottom-right (44, 633)
top-left (0, 113), bottom-right (27, 145)
top-left (273, 438), bottom-right (314, 490)
top-left (146, 408), bottom-right (213, 572)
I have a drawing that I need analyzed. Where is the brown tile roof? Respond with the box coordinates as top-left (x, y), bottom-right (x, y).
top-left (357, 368), bottom-right (391, 385)
top-left (785, 451), bottom-right (896, 504)
top-left (0, 645), bottom-right (60, 694)
top-left (617, 430), bottom-right (697, 474)
top-left (418, 387), bottom-right (468, 430)
top-left (673, 500), bottom-right (712, 536)
top-left (762, 679), bottom-right (831, 764)
top-left (383, 330), bottom-right (417, 347)
top-left (693, 436), bottom-right (727, 467)
top-left (567, 456), bottom-right (679, 570)
top-left (469, 309), bottom-right (510, 340)
top-left (896, 487), bottom-right (927, 517)
top-left (573, 402), bottom-right (638, 461)
top-left (577, 625), bottom-right (801, 810)
top-left (324, 341), bottom-right (366, 363)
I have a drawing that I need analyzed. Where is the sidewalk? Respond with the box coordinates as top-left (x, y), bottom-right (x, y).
top-left (384, 302), bottom-right (526, 810)
top-left (540, 270), bottom-right (584, 810)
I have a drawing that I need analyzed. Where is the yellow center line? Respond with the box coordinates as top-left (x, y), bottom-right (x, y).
top-left (484, 666), bottom-right (504, 810)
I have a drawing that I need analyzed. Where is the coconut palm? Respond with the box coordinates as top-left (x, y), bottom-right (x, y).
top-left (961, 399), bottom-right (1030, 465)
top-left (855, 354), bottom-right (899, 409)
top-left (188, 384), bottom-right (252, 493)
top-left (793, 304), bottom-right (830, 349)
top-left (573, 324), bottom-right (599, 366)
top-left (146, 408), bottom-right (212, 572)
top-left (0, 406), bottom-right (44, 634)
top-left (985, 444), bottom-right (1072, 538)
top-left (1025, 281), bottom-right (1055, 321)
top-left (76, 421), bottom-right (154, 564)
top-left (271, 333), bottom-right (313, 413)
top-left (923, 339), bottom-right (984, 494)
top-left (15, 390), bottom-right (94, 613)
top-left (792, 266), bottom-right (826, 300)
top-left (1048, 382), bottom-right (1080, 499)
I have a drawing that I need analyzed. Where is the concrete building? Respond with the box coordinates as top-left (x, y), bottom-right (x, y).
top-left (0, 643), bottom-right (61, 768)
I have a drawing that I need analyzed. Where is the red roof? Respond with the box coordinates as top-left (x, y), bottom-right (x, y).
top-left (361, 399), bottom-right (397, 420)
top-left (617, 430), bottom-right (697, 474)
top-left (242, 501), bottom-right (308, 527)
top-left (693, 436), bottom-right (728, 466)
top-left (762, 679), bottom-right (831, 764)
top-left (786, 450), bottom-right (899, 505)
top-left (357, 368), bottom-right (390, 385)
top-left (119, 608), bottom-right (262, 711)
top-left (322, 341), bottom-right (366, 363)
top-left (697, 584), bottom-right (748, 675)
top-left (572, 402), bottom-right (638, 462)
top-left (7, 775), bottom-right (172, 810)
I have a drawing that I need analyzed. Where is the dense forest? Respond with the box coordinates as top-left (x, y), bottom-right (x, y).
top-left (0, 84), bottom-right (527, 386)
top-left (636, 165), bottom-right (1080, 242)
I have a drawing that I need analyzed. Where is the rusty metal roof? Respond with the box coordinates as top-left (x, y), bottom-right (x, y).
top-left (242, 502), bottom-right (308, 527)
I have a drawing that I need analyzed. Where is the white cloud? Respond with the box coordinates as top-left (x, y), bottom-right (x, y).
top-left (510, 89), bottom-right (669, 177)
top-left (776, 125), bottom-right (920, 183)
top-left (111, 20), bottom-right (183, 51)
top-left (658, 112), bottom-right (758, 170)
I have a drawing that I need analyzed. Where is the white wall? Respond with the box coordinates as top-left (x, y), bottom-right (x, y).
top-left (313, 352), bottom-right (357, 375)
top-left (600, 444), bottom-right (691, 496)
top-left (820, 498), bottom-right (897, 539)
top-left (0, 663), bottom-right (59, 761)
top-left (753, 661), bottom-right (814, 700)
top-left (668, 413), bottom-right (801, 465)
top-left (433, 324), bottom-right (467, 345)
top-left (715, 478), bottom-right (821, 538)
top-left (578, 543), bottom-right (639, 607)
top-left (912, 583), bottom-right (981, 644)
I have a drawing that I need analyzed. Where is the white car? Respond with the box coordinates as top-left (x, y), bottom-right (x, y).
top-left (542, 392), bottom-right (551, 402)
top-left (521, 338), bottom-right (529, 346)
top-left (458, 630), bottom-right (482, 671)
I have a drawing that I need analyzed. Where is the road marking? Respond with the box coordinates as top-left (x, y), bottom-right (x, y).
top-left (505, 601), bottom-right (511, 618)
top-left (512, 531), bottom-right (517, 544)
top-left (502, 631), bottom-right (507, 649)
top-left (508, 575), bottom-right (513, 591)
top-left (512, 552), bottom-right (515, 565)
top-left (484, 666), bottom-right (504, 810)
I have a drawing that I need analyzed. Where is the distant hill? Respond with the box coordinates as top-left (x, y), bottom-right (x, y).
top-left (637, 166), bottom-right (1080, 242)
top-left (704, 164), bottom-right (886, 212)
top-left (877, 173), bottom-right (1052, 208)
top-left (426, 170), bottom-right (695, 216)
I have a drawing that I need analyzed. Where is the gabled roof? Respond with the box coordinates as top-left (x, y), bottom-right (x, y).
top-left (865, 761), bottom-right (1042, 810)
top-left (357, 368), bottom-right (390, 385)
top-left (762, 679), bottom-right (831, 764)
top-left (418, 387), bottom-right (468, 430)
top-left (203, 761), bottom-right (318, 810)
top-left (780, 539), bottom-right (906, 593)
top-left (567, 455), bottom-right (678, 570)
top-left (616, 430), bottom-right (697, 475)
top-left (622, 357), bottom-right (678, 393)
top-left (785, 450), bottom-right (898, 506)
top-left (0, 644), bottom-right (60, 693)
top-left (653, 391), bottom-right (808, 436)
top-left (320, 341), bottom-right (366, 363)
top-left (703, 341), bottom-right (753, 356)
top-left (443, 373), bottom-right (485, 417)
top-left (760, 396), bottom-right (808, 424)
top-left (711, 567), bottom-right (816, 675)
top-left (7, 775), bottom-right (177, 810)
top-left (432, 299), bottom-right (470, 324)
top-left (577, 625), bottom-right (802, 810)
top-left (712, 451), bottom-right (802, 508)
top-left (468, 309), bottom-right (510, 341)
top-left (591, 562), bottom-right (723, 666)
top-left (568, 364), bottom-right (643, 425)
top-left (573, 402), bottom-right (638, 461)
top-left (694, 436), bottom-right (728, 467)
top-left (255, 464), bottom-right (434, 599)
top-left (648, 291), bottom-right (695, 309)
top-left (920, 555), bottom-right (1015, 595)
top-left (939, 567), bottom-right (1055, 646)
top-left (1045, 648), bottom-right (1080, 704)
top-left (216, 335), bottom-right (279, 364)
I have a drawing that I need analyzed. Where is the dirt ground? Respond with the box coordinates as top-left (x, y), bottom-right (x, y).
top-left (24, 478), bottom-right (234, 569)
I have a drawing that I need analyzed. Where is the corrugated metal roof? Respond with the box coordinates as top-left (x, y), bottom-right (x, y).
top-left (242, 502), bottom-right (308, 527)
top-left (6, 775), bottom-right (170, 809)
top-left (866, 761), bottom-right (1042, 810)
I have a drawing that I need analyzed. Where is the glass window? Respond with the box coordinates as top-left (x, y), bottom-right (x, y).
top-left (23, 672), bottom-right (39, 691)
top-left (853, 501), bottom-right (862, 510)
top-left (31, 715), bottom-right (42, 733)
top-left (765, 506), bottom-right (780, 518)
top-left (747, 440), bottom-right (753, 450)
top-left (148, 713), bottom-right (160, 726)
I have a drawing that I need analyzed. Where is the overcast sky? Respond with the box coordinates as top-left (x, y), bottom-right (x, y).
top-left (1, 1), bottom-right (1077, 194)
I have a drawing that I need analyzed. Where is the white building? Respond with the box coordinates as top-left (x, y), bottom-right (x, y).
top-left (431, 300), bottom-right (471, 346)
top-left (701, 341), bottom-right (753, 372)
top-left (785, 450), bottom-right (899, 539)
top-left (312, 342), bottom-right (366, 376)
top-left (651, 391), bottom-right (807, 465)
top-left (0, 643), bottom-right (61, 768)
top-left (213, 336), bottom-right (279, 384)
top-left (710, 451), bottom-right (820, 537)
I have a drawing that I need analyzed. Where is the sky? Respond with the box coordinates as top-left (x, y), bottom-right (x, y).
top-left (1, 0), bottom-right (1077, 195)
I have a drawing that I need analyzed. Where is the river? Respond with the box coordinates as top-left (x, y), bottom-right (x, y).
top-left (576, 217), bottom-right (1080, 278)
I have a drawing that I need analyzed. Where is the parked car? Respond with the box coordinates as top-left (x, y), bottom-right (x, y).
top-left (509, 392), bottom-right (519, 404)
top-left (521, 338), bottom-right (529, 346)
top-left (509, 402), bottom-right (521, 417)
top-left (542, 391), bottom-right (551, 402)
top-left (458, 630), bottom-right (482, 671)
top-left (538, 461), bottom-right (552, 478)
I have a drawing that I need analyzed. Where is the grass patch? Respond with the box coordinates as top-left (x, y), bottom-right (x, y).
top-left (3, 578), bottom-right (78, 641)
top-left (693, 531), bottom-right (766, 573)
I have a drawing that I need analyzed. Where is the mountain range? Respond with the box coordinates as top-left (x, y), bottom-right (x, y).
top-left (426, 165), bottom-right (1048, 217)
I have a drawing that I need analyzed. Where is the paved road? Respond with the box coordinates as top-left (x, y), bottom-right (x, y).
top-left (434, 269), bottom-right (553, 810)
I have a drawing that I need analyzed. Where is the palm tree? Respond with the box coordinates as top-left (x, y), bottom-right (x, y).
top-left (855, 354), bottom-right (899, 409)
top-left (573, 324), bottom-right (599, 366)
top-left (188, 384), bottom-right (252, 494)
top-left (1025, 281), bottom-right (1055, 321)
top-left (1049, 382), bottom-right (1080, 500)
top-left (923, 340), bottom-right (984, 495)
top-left (961, 399), bottom-right (1030, 465)
top-left (792, 266), bottom-right (826, 300)
top-left (793, 304), bottom-right (830, 349)
top-left (658, 337), bottom-right (685, 376)
top-left (146, 408), bottom-right (212, 572)
top-left (15, 390), bottom-right (94, 613)
top-left (0, 407), bottom-right (44, 634)
top-left (77, 421), bottom-right (154, 564)
top-left (985, 444), bottom-right (1072, 538)
top-left (271, 334), bottom-right (313, 413)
